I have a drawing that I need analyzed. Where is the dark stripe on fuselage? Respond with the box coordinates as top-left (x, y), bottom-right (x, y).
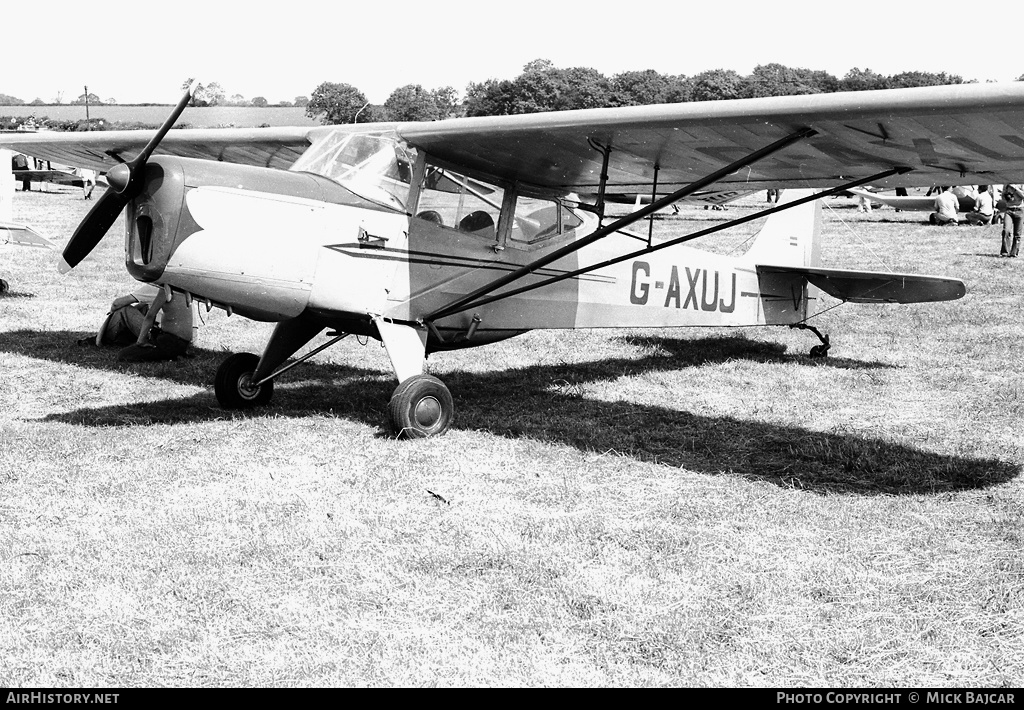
top-left (323, 243), bottom-right (616, 284)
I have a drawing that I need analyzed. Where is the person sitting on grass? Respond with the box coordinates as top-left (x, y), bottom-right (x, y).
top-left (84, 286), bottom-right (155, 347)
top-left (929, 186), bottom-right (959, 225)
top-left (964, 185), bottom-right (995, 226)
top-left (82, 283), bottom-right (194, 360)
top-left (116, 285), bottom-right (194, 362)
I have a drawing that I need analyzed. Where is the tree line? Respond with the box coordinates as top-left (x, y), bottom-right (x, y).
top-left (305, 60), bottom-right (1024, 124)
top-left (0, 82), bottom-right (311, 108)
top-left (3, 61), bottom-right (1021, 124)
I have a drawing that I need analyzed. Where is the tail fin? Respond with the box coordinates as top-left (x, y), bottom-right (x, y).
top-left (746, 189), bottom-right (965, 321)
top-left (742, 189), bottom-right (821, 269)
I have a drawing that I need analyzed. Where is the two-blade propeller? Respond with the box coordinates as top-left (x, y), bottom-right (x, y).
top-left (59, 83), bottom-right (197, 273)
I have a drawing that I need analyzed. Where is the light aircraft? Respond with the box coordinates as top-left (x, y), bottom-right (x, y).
top-left (605, 188), bottom-right (751, 211)
top-left (5, 82), bottom-right (1024, 437)
top-left (9, 153), bottom-right (90, 190)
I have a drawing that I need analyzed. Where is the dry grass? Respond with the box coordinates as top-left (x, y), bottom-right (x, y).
top-left (0, 186), bottom-right (1021, 687)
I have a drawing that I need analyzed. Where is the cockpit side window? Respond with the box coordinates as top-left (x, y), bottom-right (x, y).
top-left (415, 165), bottom-right (504, 241)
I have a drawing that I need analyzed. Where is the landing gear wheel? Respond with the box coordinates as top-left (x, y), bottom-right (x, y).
top-left (215, 352), bottom-right (273, 409)
top-left (388, 374), bottom-right (453, 438)
top-left (0, 279), bottom-right (8, 293)
top-left (809, 344), bottom-right (829, 358)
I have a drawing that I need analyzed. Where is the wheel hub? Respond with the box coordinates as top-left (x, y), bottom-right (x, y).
top-left (238, 374), bottom-right (261, 400)
top-left (413, 396), bottom-right (441, 428)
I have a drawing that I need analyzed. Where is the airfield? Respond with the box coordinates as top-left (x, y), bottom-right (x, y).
top-left (1, 185), bottom-right (1021, 686)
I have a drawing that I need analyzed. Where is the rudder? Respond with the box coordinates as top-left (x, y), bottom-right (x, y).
top-left (742, 189), bottom-right (822, 269)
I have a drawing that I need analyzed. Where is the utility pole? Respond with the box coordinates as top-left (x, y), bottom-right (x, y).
top-left (84, 85), bottom-right (90, 128)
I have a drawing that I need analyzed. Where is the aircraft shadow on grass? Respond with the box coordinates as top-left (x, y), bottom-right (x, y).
top-left (0, 329), bottom-right (1015, 495)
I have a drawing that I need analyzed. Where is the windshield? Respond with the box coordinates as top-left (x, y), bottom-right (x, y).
top-left (290, 130), bottom-right (415, 211)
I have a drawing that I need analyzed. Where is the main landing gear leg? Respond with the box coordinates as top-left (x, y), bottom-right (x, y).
top-left (375, 317), bottom-right (453, 438)
top-left (790, 322), bottom-right (831, 358)
top-left (214, 316), bottom-right (325, 409)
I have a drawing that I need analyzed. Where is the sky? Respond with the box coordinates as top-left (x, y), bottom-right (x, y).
top-left (4, 1), bottom-right (1021, 106)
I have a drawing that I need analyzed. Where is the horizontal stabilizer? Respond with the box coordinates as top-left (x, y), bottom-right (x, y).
top-left (0, 222), bottom-right (57, 250)
top-left (757, 265), bottom-right (966, 303)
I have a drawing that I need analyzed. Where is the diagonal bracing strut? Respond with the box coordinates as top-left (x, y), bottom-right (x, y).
top-left (426, 167), bottom-right (910, 321)
top-left (424, 127), bottom-right (818, 323)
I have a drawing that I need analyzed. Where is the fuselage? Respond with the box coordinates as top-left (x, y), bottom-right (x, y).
top-left (125, 132), bottom-right (814, 351)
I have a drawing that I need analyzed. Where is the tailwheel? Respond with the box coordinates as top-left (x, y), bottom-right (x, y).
top-left (790, 323), bottom-right (831, 359)
top-left (215, 352), bottom-right (273, 409)
top-left (808, 332), bottom-right (831, 358)
top-left (388, 374), bottom-right (454, 439)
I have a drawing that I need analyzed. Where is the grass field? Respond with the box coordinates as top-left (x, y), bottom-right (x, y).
top-left (1, 186), bottom-right (1021, 687)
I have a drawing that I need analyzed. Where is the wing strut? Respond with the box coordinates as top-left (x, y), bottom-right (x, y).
top-left (584, 138), bottom-right (612, 224)
top-left (425, 127), bottom-right (817, 323)
top-left (426, 167), bottom-right (910, 321)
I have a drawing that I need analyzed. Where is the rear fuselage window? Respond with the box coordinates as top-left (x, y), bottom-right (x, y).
top-left (509, 195), bottom-right (583, 246)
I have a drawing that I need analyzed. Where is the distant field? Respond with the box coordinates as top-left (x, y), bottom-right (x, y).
top-left (0, 104), bottom-right (319, 128)
top-left (0, 188), bottom-right (1021, 686)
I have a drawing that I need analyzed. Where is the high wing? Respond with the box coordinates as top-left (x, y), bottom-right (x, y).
top-left (757, 265), bottom-right (966, 303)
top-left (395, 83), bottom-right (1024, 194)
top-left (6, 84), bottom-right (1024, 193)
top-left (0, 126), bottom-right (321, 172)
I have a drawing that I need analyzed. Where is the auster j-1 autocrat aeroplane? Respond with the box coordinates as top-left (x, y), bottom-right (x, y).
top-left (6, 82), bottom-right (1024, 437)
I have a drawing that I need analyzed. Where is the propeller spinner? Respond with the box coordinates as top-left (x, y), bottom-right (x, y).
top-left (59, 83), bottom-right (197, 273)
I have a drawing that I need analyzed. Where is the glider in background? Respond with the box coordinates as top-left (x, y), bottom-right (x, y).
top-left (849, 187), bottom-right (980, 212)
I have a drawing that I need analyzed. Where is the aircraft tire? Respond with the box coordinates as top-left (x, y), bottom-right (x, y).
top-left (215, 352), bottom-right (273, 409)
top-left (388, 374), bottom-right (453, 439)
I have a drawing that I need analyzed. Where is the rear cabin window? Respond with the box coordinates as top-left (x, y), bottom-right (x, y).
top-left (415, 166), bottom-right (504, 240)
top-left (509, 196), bottom-right (584, 246)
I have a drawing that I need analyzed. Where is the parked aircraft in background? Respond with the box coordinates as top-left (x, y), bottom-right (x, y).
top-left (1, 221), bottom-right (56, 249)
top-left (0, 220), bottom-right (56, 294)
top-left (848, 187), bottom-right (982, 212)
top-left (10, 153), bottom-right (89, 190)
top-left (604, 188), bottom-right (752, 212)
top-left (4, 82), bottom-right (1024, 437)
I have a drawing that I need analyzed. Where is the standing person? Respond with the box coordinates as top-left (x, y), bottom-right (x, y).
top-left (11, 153), bottom-right (30, 191)
top-left (117, 285), bottom-right (194, 361)
top-left (79, 168), bottom-right (97, 200)
top-left (929, 186), bottom-right (959, 225)
top-left (1000, 184), bottom-right (1024, 257)
top-left (964, 185), bottom-right (995, 226)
